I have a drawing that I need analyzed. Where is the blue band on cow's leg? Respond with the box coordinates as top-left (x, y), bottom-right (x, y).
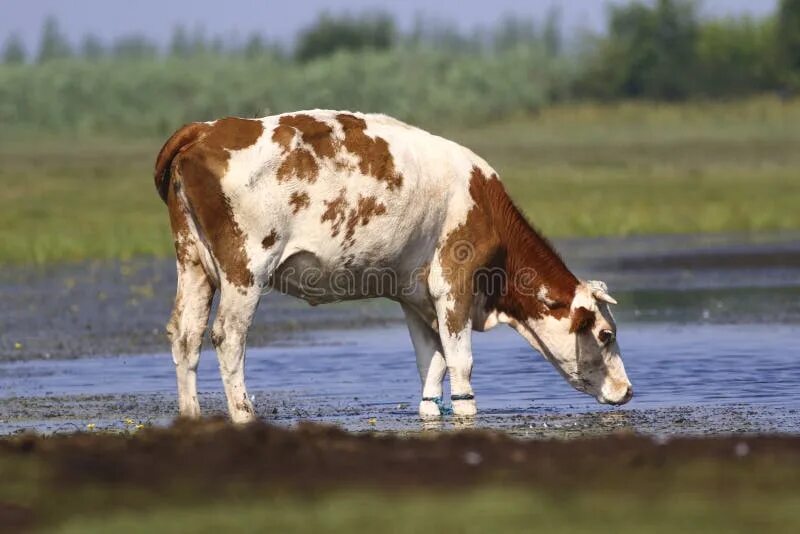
top-left (421, 396), bottom-right (453, 416)
top-left (450, 393), bottom-right (475, 401)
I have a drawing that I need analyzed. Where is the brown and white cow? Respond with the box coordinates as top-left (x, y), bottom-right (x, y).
top-left (155, 110), bottom-right (632, 423)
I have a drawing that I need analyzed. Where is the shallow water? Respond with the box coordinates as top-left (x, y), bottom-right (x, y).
top-left (1, 233), bottom-right (798, 437)
top-left (1, 322), bottom-right (799, 436)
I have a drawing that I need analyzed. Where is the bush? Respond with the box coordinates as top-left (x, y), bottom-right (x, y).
top-left (295, 13), bottom-right (396, 62)
top-left (777, 0), bottom-right (800, 89)
top-left (0, 47), bottom-right (570, 136)
top-left (695, 17), bottom-right (779, 97)
top-left (575, 0), bottom-right (699, 100)
top-left (4, 0), bottom-right (800, 135)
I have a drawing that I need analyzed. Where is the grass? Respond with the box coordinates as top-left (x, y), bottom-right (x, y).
top-left (51, 489), bottom-right (800, 534)
top-left (2, 97), bottom-right (800, 265)
top-left (2, 454), bottom-right (799, 533)
top-left (0, 137), bottom-right (171, 264)
top-left (1, 466), bottom-right (798, 533)
top-left (451, 97), bottom-right (800, 237)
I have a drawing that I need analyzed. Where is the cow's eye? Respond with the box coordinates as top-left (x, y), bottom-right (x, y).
top-left (599, 329), bottom-right (615, 346)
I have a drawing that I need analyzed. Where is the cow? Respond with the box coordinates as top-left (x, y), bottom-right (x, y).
top-left (154, 110), bottom-right (633, 423)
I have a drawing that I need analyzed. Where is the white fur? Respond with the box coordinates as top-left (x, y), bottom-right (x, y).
top-left (537, 285), bottom-right (557, 307)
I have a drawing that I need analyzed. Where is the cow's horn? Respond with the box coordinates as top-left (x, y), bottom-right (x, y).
top-left (588, 280), bottom-right (618, 305)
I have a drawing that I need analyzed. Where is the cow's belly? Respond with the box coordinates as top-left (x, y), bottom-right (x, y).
top-left (271, 250), bottom-right (428, 305)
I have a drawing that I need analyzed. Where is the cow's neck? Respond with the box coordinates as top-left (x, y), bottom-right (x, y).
top-left (481, 176), bottom-right (578, 322)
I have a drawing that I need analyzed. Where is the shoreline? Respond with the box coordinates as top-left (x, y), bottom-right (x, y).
top-left (1, 231), bottom-right (799, 362)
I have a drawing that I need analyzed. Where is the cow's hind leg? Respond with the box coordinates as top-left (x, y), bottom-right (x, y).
top-left (166, 183), bottom-right (215, 419)
top-left (167, 248), bottom-right (214, 419)
top-left (402, 304), bottom-right (448, 418)
top-left (211, 281), bottom-right (261, 424)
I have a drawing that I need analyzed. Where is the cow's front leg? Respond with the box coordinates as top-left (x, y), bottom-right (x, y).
top-left (433, 296), bottom-right (477, 417)
top-left (402, 304), bottom-right (448, 418)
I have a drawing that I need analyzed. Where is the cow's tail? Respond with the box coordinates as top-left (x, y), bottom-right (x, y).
top-left (153, 123), bottom-right (208, 204)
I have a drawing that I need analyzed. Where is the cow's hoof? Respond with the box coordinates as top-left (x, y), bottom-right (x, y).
top-left (230, 412), bottom-right (256, 425)
top-left (178, 402), bottom-right (201, 419)
top-left (419, 399), bottom-right (442, 418)
top-left (230, 403), bottom-right (257, 425)
top-left (452, 398), bottom-right (477, 417)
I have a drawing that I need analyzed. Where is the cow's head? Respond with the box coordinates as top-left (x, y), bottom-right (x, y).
top-left (508, 280), bottom-right (633, 406)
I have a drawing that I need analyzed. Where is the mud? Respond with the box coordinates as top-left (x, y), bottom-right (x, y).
top-left (1, 393), bottom-right (798, 439)
top-left (3, 418), bottom-right (799, 492)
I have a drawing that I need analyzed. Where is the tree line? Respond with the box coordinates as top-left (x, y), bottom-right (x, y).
top-left (1, 1), bottom-right (800, 136)
top-left (575, 0), bottom-right (799, 99)
top-left (1, 11), bottom-right (561, 64)
top-left (4, 1), bottom-right (800, 97)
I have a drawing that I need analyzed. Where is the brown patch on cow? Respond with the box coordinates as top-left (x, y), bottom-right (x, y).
top-left (570, 306), bottom-right (596, 333)
top-left (261, 229), bottom-right (279, 250)
top-left (336, 113), bottom-right (403, 190)
top-left (166, 181), bottom-right (192, 267)
top-left (271, 124), bottom-right (296, 151)
top-left (289, 191), bottom-right (310, 214)
top-left (273, 113), bottom-right (402, 190)
top-left (277, 148), bottom-right (319, 183)
top-left (320, 191), bottom-right (387, 246)
top-left (481, 168), bottom-right (578, 323)
top-left (438, 169), bottom-right (502, 334)
top-left (202, 117), bottom-right (264, 152)
top-left (173, 117), bottom-right (264, 288)
top-left (439, 166), bottom-right (579, 334)
top-left (277, 114), bottom-right (336, 159)
top-left (344, 195), bottom-right (387, 244)
top-left (321, 188), bottom-right (348, 238)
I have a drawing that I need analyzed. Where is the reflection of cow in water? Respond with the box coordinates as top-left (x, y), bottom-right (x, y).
top-left (155, 110), bottom-right (632, 423)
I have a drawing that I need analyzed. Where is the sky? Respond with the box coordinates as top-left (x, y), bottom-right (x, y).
top-left (1, 0), bottom-right (778, 53)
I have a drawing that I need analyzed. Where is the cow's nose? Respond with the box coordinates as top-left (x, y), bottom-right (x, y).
top-left (621, 386), bottom-right (634, 404)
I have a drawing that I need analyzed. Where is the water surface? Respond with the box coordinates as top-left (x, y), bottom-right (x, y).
top-left (1, 232), bottom-right (798, 437)
top-left (2, 322), bottom-right (798, 436)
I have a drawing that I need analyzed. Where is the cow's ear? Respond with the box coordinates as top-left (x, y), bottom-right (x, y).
top-left (570, 306), bottom-right (595, 333)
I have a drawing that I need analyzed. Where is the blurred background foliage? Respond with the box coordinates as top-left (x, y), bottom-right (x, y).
top-left (2, 0), bottom-right (800, 263)
top-left (2, 0), bottom-right (800, 136)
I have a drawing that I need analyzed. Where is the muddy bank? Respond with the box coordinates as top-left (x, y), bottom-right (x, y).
top-left (4, 420), bottom-right (800, 532)
top-left (0, 258), bottom-right (401, 361)
top-left (2, 392), bottom-right (797, 438)
top-left (3, 418), bottom-right (799, 492)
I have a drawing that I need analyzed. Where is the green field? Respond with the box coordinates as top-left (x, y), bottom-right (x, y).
top-left (50, 489), bottom-right (800, 533)
top-left (2, 97), bottom-right (799, 265)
